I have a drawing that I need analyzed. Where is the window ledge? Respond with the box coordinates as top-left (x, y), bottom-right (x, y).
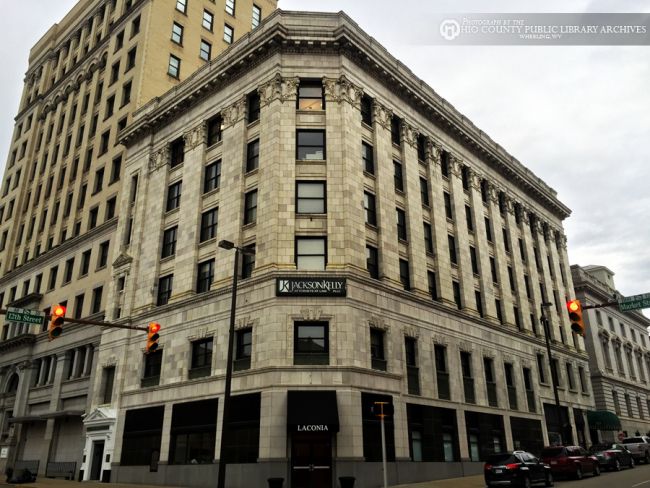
top-left (199, 237), bottom-right (216, 248)
top-left (202, 187), bottom-right (220, 198)
top-left (242, 222), bottom-right (256, 230)
top-left (245, 167), bottom-right (259, 177)
top-left (296, 159), bottom-right (326, 164)
top-left (363, 170), bottom-right (376, 179)
top-left (165, 207), bottom-right (180, 217)
top-left (247, 119), bottom-right (260, 129)
top-left (297, 109), bottom-right (325, 115)
top-left (297, 213), bottom-right (327, 219)
top-left (160, 255), bottom-right (175, 264)
top-left (206, 140), bottom-right (223, 150)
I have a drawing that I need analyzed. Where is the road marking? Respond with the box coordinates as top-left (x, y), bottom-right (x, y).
top-left (632, 480), bottom-right (650, 488)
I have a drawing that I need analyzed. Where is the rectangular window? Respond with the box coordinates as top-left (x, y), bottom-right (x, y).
top-left (170, 137), bottom-right (185, 167)
top-left (202, 9), bottom-right (214, 30)
top-left (370, 328), bottom-right (386, 371)
top-left (204, 160), bottom-right (221, 192)
top-left (296, 237), bottom-right (326, 270)
top-left (244, 189), bottom-right (258, 224)
top-left (361, 94), bottom-right (373, 125)
top-left (247, 90), bottom-right (260, 123)
top-left (126, 47), bottom-right (137, 71)
top-left (461, 351), bottom-right (475, 403)
top-left (452, 280), bottom-right (462, 309)
top-left (391, 116), bottom-right (401, 146)
top-left (98, 240), bottom-right (110, 268)
top-left (485, 217), bottom-right (493, 242)
top-left (405, 337), bottom-right (420, 395)
top-left (168, 54), bottom-right (181, 78)
top-left (196, 259), bottom-right (215, 293)
top-left (200, 208), bottom-right (218, 242)
top-left (441, 151), bottom-right (450, 177)
top-left (420, 177), bottom-right (430, 206)
top-left (206, 115), bottom-right (223, 146)
top-left (399, 259), bottom-right (411, 291)
top-left (444, 191), bottom-right (453, 220)
top-left (465, 205), bottom-right (473, 231)
top-left (490, 256), bottom-right (498, 283)
top-left (171, 22), bottom-right (183, 44)
top-left (162, 226), bottom-right (178, 258)
top-left (566, 363), bottom-right (575, 390)
top-left (364, 192), bottom-right (376, 226)
top-left (246, 139), bottom-right (260, 172)
top-left (223, 24), bottom-right (234, 44)
top-left (48, 265), bottom-right (59, 290)
top-left (396, 208), bottom-right (407, 241)
top-left (102, 366), bottom-right (115, 404)
top-left (64, 257), bottom-right (75, 283)
top-left (448, 234), bottom-right (457, 265)
top-left (393, 161), bottom-right (404, 192)
top-left (503, 228), bottom-right (511, 251)
top-left (362, 141), bottom-right (374, 174)
top-left (166, 181), bottom-right (182, 211)
top-left (366, 245), bottom-right (379, 279)
top-left (252, 4), bottom-right (261, 28)
top-left (296, 181), bottom-right (326, 214)
top-left (226, 0), bottom-right (236, 15)
top-left (484, 357), bottom-right (498, 407)
top-left (435, 345), bottom-right (450, 400)
top-left (241, 244), bottom-right (255, 279)
top-left (475, 290), bottom-right (483, 317)
top-left (235, 328), bottom-right (252, 370)
top-left (296, 130), bottom-right (325, 160)
top-left (537, 354), bottom-right (547, 383)
top-left (91, 286), bottom-right (103, 314)
top-left (190, 338), bottom-right (213, 378)
top-left (199, 40), bottom-right (212, 61)
top-left (504, 363), bottom-right (517, 409)
top-left (110, 155), bottom-right (122, 183)
top-left (427, 271), bottom-right (438, 300)
top-left (93, 167), bottom-right (105, 193)
top-left (470, 246), bottom-right (479, 274)
top-left (143, 351), bottom-right (162, 385)
top-left (294, 321), bottom-right (328, 365)
top-left (297, 80), bottom-right (324, 111)
top-left (423, 222), bottom-right (433, 253)
top-left (80, 249), bottom-right (92, 276)
top-left (157, 275), bottom-right (173, 306)
top-left (176, 0), bottom-right (187, 13)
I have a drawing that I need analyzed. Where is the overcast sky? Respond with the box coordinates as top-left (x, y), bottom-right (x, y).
top-left (1, 1), bottom-right (649, 306)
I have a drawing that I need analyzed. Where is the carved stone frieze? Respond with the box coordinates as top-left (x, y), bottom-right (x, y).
top-left (183, 123), bottom-right (205, 151)
top-left (369, 316), bottom-right (389, 331)
top-left (449, 154), bottom-right (463, 178)
top-left (224, 96), bottom-right (247, 127)
top-left (458, 340), bottom-right (473, 352)
top-left (236, 317), bottom-right (258, 330)
top-left (400, 121), bottom-right (418, 149)
top-left (322, 77), bottom-right (340, 103)
top-left (339, 75), bottom-right (363, 107)
top-left (149, 145), bottom-right (169, 172)
top-left (282, 77), bottom-right (300, 102)
top-left (258, 73), bottom-right (283, 106)
top-left (372, 100), bottom-right (392, 130)
top-left (425, 139), bottom-right (440, 163)
top-left (470, 171), bottom-right (483, 192)
top-left (300, 308), bottom-right (322, 321)
top-left (432, 334), bottom-right (448, 346)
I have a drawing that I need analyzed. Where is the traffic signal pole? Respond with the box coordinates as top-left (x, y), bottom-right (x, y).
top-left (540, 303), bottom-right (563, 439)
top-left (0, 308), bottom-right (149, 332)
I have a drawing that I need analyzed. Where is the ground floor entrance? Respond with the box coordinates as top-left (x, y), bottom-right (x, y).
top-left (291, 431), bottom-right (332, 488)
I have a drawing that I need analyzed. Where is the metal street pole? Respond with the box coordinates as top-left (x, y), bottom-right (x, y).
top-left (374, 401), bottom-right (388, 488)
top-left (540, 303), bottom-right (563, 442)
top-left (216, 243), bottom-right (240, 488)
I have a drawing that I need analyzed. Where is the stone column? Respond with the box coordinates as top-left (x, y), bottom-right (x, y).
top-left (504, 202), bottom-right (533, 334)
top-left (37, 358), bottom-right (47, 386)
top-left (336, 390), bottom-right (363, 460)
top-left (488, 188), bottom-right (516, 326)
top-left (503, 414), bottom-right (514, 451)
top-left (425, 141), bottom-right (455, 306)
top-left (47, 356), bottom-right (56, 384)
top-left (455, 406), bottom-right (470, 461)
top-left (169, 123), bottom-right (206, 300)
top-left (70, 349), bottom-right (80, 379)
top-left (83, 344), bottom-right (93, 376)
top-left (520, 211), bottom-right (546, 334)
top-left (258, 389), bottom-right (287, 461)
top-left (393, 396), bottom-right (409, 461)
top-left (158, 403), bottom-right (173, 463)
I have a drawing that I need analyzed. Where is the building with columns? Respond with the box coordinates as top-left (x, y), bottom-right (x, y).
top-left (572, 264), bottom-right (650, 443)
top-left (0, 0), bottom-right (275, 480)
top-left (82, 10), bottom-right (596, 488)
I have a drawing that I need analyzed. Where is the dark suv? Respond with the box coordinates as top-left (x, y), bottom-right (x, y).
top-left (540, 446), bottom-right (600, 479)
top-left (484, 451), bottom-right (554, 488)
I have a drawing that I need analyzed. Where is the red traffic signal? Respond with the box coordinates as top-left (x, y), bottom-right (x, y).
top-left (48, 304), bottom-right (66, 340)
top-left (567, 299), bottom-right (585, 336)
top-left (146, 322), bottom-right (161, 353)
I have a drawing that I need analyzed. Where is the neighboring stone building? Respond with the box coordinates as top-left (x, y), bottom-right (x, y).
top-left (0, 0), bottom-right (275, 479)
top-left (572, 264), bottom-right (650, 443)
top-left (83, 10), bottom-right (595, 488)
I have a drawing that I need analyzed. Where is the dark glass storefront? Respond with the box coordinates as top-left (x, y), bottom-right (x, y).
top-left (169, 399), bottom-right (218, 464)
top-left (510, 417), bottom-right (544, 456)
top-left (406, 403), bottom-right (459, 462)
top-left (464, 411), bottom-right (505, 461)
top-left (224, 393), bottom-right (261, 463)
top-left (361, 392), bottom-right (395, 462)
top-left (121, 406), bottom-right (164, 466)
top-left (543, 403), bottom-right (573, 446)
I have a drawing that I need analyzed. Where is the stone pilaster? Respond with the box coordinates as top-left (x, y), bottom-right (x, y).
top-left (504, 202), bottom-right (532, 334)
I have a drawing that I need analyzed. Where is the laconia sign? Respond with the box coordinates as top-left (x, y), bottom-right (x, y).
top-left (276, 277), bottom-right (346, 297)
top-left (296, 424), bottom-right (330, 432)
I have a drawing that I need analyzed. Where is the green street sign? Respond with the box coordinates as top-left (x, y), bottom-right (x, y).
top-left (5, 307), bottom-right (45, 326)
top-left (618, 293), bottom-right (650, 312)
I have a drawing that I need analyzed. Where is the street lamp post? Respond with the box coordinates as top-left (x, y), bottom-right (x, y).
top-left (540, 302), bottom-right (563, 443)
top-left (216, 240), bottom-right (254, 488)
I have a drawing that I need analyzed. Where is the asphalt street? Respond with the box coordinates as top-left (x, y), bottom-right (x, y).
top-left (556, 462), bottom-right (650, 488)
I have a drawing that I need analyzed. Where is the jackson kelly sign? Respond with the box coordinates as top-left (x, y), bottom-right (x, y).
top-left (276, 277), bottom-right (346, 297)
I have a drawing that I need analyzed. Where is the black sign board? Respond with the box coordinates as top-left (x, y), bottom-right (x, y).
top-left (276, 277), bottom-right (346, 297)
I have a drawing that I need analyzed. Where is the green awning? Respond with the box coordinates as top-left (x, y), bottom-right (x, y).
top-left (587, 410), bottom-right (621, 431)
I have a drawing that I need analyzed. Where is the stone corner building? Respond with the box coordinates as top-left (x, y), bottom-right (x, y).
top-left (0, 0), bottom-right (275, 481)
top-left (81, 9), bottom-right (595, 488)
top-left (572, 264), bottom-right (650, 442)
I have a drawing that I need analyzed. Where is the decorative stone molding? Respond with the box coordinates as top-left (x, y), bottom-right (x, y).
top-left (224, 96), bottom-right (247, 127)
top-left (369, 316), bottom-right (389, 331)
top-left (339, 75), bottom-right (363, 107)
top-left (470, 171), bottom-right (483, 192)
top-left (482, 348), bottom-right (495, 358)
top-left (449, 154), bottom-right (463, 178)
top-left (148, 145), bottom-right (169, 172)
top-left (403, 326), bottom-right (419, 338)
top-left (400, 121), bottom-right (418, 149)
top-left (300, 308), bottom-right (323, 321)
top-left (236, 317), bottom-right (258, 330)
top-left (598, 328), bottom-right (610, 340)
top-left (112, 252), bottom-right (133, 269)
top-left (282, 77), bottom-right (300, 102)
top-left (102, 356), bottom-right (118, 368)
top-left (183, 123), bottom-right (205, 151)
top-left (188, 327), bottom-right (214, 341)
top-left (258, 73), bottom-right (283, 106)
top-left (432, 334), bottom-right (448, 346)
top-left (17, 360), bottom-right (33, 370)
top-left (322, 77), bottom-right (340, 103)
top-left (458, 340), bottom-right (473, 352)
top-left (372, 100), bottom-right (392, 130)
top-left (425, 139), bottom-right (440, 163)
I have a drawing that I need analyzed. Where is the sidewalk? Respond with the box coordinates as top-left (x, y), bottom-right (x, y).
top-left (0, 474), bottom-right (485, 488)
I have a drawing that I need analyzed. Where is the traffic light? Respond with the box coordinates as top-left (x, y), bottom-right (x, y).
top-left (567, 299), bottom-right (585, 336)
top-left (146, 322), bottom-right (161, 353)
top-left (48, 304), bottom-right (66, 340)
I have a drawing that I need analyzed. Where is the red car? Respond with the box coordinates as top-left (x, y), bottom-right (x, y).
top-left (540, 446), bottom-right (600, 479)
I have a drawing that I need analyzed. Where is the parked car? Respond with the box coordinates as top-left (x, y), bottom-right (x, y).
top-left (484, 451), bottom-right (554, 488)
top-left (622, 436), bottom-right (650, 464)
top-left (540, 446), bottom-right (600, 479)
top-left (589, 443), bottom-right (635, 470)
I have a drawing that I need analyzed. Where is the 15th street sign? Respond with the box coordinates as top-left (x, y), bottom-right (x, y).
top-left (618, 293), bottom-right (650, 312)
top-left (5, 307), bottom-right (45, 326)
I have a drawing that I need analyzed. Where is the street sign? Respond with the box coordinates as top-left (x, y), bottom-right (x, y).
top-left (5, 307), bottom-right (45, 326)
top-left (618, 293), bottom-right (650, 312)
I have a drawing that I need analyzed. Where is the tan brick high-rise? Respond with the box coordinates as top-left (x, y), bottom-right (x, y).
top-left (0, 0), bottom-right (275, 480)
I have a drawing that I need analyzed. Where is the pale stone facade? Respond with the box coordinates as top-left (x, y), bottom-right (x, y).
top-left (572, 264), bottom-right (650, 441)
top-left (0, 0), bottom-right (275, 480)
top-left (88, 11), bottom-right (595, 488)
